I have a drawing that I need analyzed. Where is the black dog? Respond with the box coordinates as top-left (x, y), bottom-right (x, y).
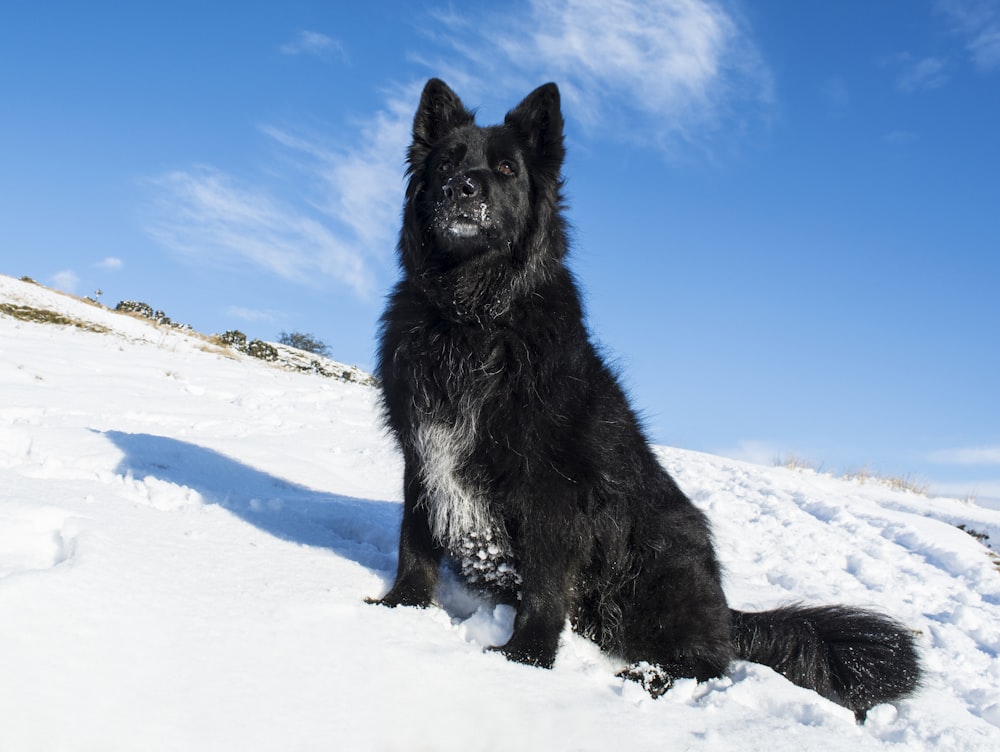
top-left (371, 79), bottom-right (920, 719)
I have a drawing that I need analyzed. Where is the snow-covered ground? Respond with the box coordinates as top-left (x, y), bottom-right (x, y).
top-left (2, 272), bottom-right (999, 751)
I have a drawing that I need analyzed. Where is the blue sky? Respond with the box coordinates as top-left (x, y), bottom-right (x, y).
top-left (3, 0), bottom-right (998, 502)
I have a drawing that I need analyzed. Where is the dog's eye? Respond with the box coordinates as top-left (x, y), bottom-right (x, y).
top-left (497, 160), bottom-right (517, 177)
top-left (438, 160), bottom-right (453, 173)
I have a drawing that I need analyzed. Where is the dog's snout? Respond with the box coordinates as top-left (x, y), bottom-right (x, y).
top-left (443, 174), bottom-right (480, 201)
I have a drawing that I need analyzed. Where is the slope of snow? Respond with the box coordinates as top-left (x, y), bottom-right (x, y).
top-left (2, 273), bottom-right (999, 751)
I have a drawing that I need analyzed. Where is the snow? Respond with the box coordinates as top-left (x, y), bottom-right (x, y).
top-left (2, 272), bottom-right (1000, 751)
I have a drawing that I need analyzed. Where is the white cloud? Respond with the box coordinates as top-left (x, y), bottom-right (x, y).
top-left (895, 53), bottom-right (949, 92)
top-left (226, 306), bottom-right (278, 323)
top-left (51, 269), bottom-right (79, 293)
top-left (95, 257), bottom-right (123, 270)
top-left (928, 445), bottom-right (1000, 465)
top-left (424, 0), bottom-right (773, 156)
top-left (714, 440), bottom-right (789, 467)
top-left (147, 1), bottom-right (772, 297)
top-left (930, 478), bottom-right (1000, 502)
top-left (145, 84), bottom-right (413, 300)
top-left (938, 0), bottom-right (1000, 71)
top-left (146, 166), bottom-right (376, 298)
top-left (259, 87), bottom-right (412, 259)
top-left (279, 31), bottom-right (347, 62)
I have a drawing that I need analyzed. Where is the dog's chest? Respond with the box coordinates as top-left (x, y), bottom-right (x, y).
top-left (413, 417), bottom-right (521, 592)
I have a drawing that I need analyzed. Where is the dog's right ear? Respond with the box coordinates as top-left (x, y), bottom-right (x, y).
top-left (412, 79), bottom-right (474, 149)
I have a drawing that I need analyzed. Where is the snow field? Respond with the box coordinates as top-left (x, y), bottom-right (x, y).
top-left (2, 273), bottom-right (1000, 750)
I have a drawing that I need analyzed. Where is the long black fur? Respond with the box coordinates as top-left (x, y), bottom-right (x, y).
top-left (371, 79), bottom-right (920, 719)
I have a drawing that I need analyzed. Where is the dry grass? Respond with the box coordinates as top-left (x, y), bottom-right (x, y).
top-left (775, 454), bottom-right (823, 473)
top-left (0, 302), bottom-right (110, 334)
top-left (843, 466), bottom-right (929, 495)
top-left (775, 455), bottom-right (929, 496)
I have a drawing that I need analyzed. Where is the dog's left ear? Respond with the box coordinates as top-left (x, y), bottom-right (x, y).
top-left (504, 83), bottom-right (565, 166)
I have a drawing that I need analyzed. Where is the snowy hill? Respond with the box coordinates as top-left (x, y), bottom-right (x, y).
top-left (2, 272), bottom-right (999, 751)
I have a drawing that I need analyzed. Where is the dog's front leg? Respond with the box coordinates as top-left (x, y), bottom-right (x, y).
top-left (367, 456), bottom-right (442, 608)
top-left (493, 594), bottom-right (565, 668)
top-left (492, 533), bottom-right (576, 668)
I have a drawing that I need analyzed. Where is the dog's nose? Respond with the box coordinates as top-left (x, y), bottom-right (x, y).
top-left (443, 174), bottom-right (480, 200)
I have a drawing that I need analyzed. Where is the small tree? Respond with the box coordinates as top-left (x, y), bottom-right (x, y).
top-left (278, 331), bottom-right (330, 358)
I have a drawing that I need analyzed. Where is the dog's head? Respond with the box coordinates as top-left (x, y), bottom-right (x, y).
top-left (400, 79), bottom-right (567, 276)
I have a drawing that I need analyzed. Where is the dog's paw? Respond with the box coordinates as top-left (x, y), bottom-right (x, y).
top-left (364, 586), bottom-right (433, 609)
top-left (488, 640), bottom-right (556, 669)
top-left (616, 662), bottom-right (675, 698)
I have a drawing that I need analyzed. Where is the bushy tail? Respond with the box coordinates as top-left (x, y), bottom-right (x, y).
top-left (731, 605), bottom-right (921, 719)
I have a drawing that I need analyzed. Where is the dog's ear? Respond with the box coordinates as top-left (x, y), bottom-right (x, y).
top-left (412, 79), bottom-right (475, 149)
top-left (504, 83), bottom-right (565, 166)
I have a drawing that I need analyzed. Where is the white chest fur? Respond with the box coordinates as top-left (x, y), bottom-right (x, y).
top-left (413, 418), bottom-right (491, 548)
top-left (412, 419), bottom-right (523, 590)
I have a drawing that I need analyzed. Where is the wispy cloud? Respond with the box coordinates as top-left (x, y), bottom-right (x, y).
top-left (95, 257), bottom-right (123, 270)
top-left (938, 0), bottom-right (1000, 71)
top-left (421, 0), bottom-right (773, 156)
top-left (894, 53), bottom-right (949, 92)
top-left (51, 269), bottom-right (80, 294)
top-left (929, 445), bottom-right (1000, 465)
top-left (145, 83), bottom-right (413, 301)
top-left (227, 306), bottom-right (278, 323)
top-left (145, 166), bottom-right (376, 298)
top-left (279, 31), bottom-right (347, 62)
top-left (715, 440), bottom-right (789, 467)
top-left (147, 1), bottom-right (771, 298)
top-left (259, 88), bottom-right (413, 258)
top-left (888, 1), bottom-right (1000, 95)
top-left (930, 479), bottom-right (1000, 505)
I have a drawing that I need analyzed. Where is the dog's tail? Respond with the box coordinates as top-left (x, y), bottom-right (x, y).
top-left (730, 605), bottom-right (921, 719)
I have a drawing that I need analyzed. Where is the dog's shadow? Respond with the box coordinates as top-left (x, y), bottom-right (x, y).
top-left (100, 430), bottom-right (400, 575)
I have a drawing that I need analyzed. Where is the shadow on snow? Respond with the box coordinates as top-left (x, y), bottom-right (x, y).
top-left (100, 430), bottom-right (400, 575)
